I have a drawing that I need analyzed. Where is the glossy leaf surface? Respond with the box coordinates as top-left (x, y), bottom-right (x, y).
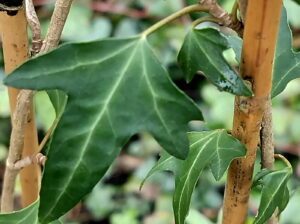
top-left (271, 8), bottom-right (300, 97)
top-left (0, 200), bottom-right (61, 224)
top-left (254, 167), bottom-right (292, 224)
top-left (5, 37), bottom-right (203, 223)
top-left (140, 151), bottom-right (183, 190)
top-left (178, 28), bottom-right (252, 96)
top-left (174, 130), bottom-right (246, 224)
top-left (142, 130), bottom-right (246, 224)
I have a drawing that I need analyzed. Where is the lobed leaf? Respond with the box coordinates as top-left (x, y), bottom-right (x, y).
top-left (173, 130), bottom-right (246, 224)
top-left (4, 36), bottom-right (203, 223)
top-left (178, 28), bottom-right (252, 96)
top-left (142, 130), bottom-right (246, 224)
top-left (254, 168), bottom-right (292, 224)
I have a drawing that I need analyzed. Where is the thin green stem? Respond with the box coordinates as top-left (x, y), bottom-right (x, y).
top-left (231, 1), bottom-right (239, 25)
top-left (141, 4), bottom-right (209, 37)
top-left (274, 154), bottom-right (292, 170)
top-left (192, 16), bottom-right (223, 27)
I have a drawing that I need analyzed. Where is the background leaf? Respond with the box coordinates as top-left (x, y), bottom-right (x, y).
top-left (4, 36), bottom-right (203, 223)
top-left (178, 28), bottom-right (252, 96)
top-left (253, 167), bottom-right (292, 224)
top-left (271, 8), bottom-right (300, 97)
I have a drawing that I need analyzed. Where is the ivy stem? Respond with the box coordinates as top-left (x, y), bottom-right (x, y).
top-left (261, 98), bottom-right (275, 169)
top-left (274, 154), bottom-right (292, 170)
top-left (141, 4), bottom-right (209, 37)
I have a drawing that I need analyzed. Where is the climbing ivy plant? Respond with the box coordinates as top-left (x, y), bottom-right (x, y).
top-left (1, 1), bottom-right (298, 224)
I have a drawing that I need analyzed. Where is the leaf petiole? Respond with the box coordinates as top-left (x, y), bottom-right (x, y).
top-left (191, 16), bottom-right (223, 28)
top-left (274, 154), bottom-right (292, 170)
top-left (141, 4), bottom-right (209, 38)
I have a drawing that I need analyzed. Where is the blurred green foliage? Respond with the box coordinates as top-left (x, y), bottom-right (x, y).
top-left (0, 0), bottom-right (299, 223)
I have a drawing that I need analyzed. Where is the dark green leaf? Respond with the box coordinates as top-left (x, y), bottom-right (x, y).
top-left (0, 200), bottom-right (61, 224)
top-left (271, 8), bottom-right (300, 97)
top-left (292, 0), bottom-right (300, 5)
top-left (254, 168), bottom-right (292, 224)
top-left (4, 37), bottom-right (202, 223)
top-left (178, 28), bottom-right (252, 96)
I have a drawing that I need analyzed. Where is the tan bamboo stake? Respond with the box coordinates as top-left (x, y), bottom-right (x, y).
top-left (0, 8), bottom-right (40, 210)
top-left (222, 1), bottom-right (283, 224)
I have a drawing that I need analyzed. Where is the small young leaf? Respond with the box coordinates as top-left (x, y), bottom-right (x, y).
top-left (271, 8), bottom-right (300, 97)
top-left (140, 151), bottom-right (182, 190)
top-left (173, 130), bottom-right (246, 224)
top-left (4, 37), bottom-right (203, 223)
top-left (178, 28), bottom-right (252, 96)
top-left (254, 168), bottom-right (292, 224)
top-left (225, 35), bottom-right (242, 64)
top-left (0, 200), bottom-right (61, 224)
top-left (252, 168), bottom-right (273, 188)
top-left (142, 130), bottom-right (246, 224)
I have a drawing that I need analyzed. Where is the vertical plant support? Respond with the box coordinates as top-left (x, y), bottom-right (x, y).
top-left (222, 1), bottom-right (283, 223)
top-left (0, 7), bottom-right (40, 209)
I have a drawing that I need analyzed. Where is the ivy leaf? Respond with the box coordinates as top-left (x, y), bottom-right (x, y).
top-left (292, 0), bottom-right (300, 5)
top-left (211, 9), bottom-right (300, 98)
top-left (44, 90), bottom-right (67, 152)
top-left (0, 200), bottom-right (61, 224)
top-left (142, 130), bottom-right (246, 224)
top-left (226, 35), bottom-right (242, 64)
top-left (271, 8), bottom-right (300, 97)
top-left (252, 168), bottom-right (273, 188)
top-left (254, 167), bottom-right (292, 224)
top-left (140, 151), bottom-right (183, 190)
top-left (4, 37), bottom-right (203, 223)
top-left (174, 130), bottom-right (246, 224)
top-left (0, 200), bottom-right (39, 224)
top-left (178, 28), bottom-right (252, 96)
top-left (47, 90), bottom-right (67, 118)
